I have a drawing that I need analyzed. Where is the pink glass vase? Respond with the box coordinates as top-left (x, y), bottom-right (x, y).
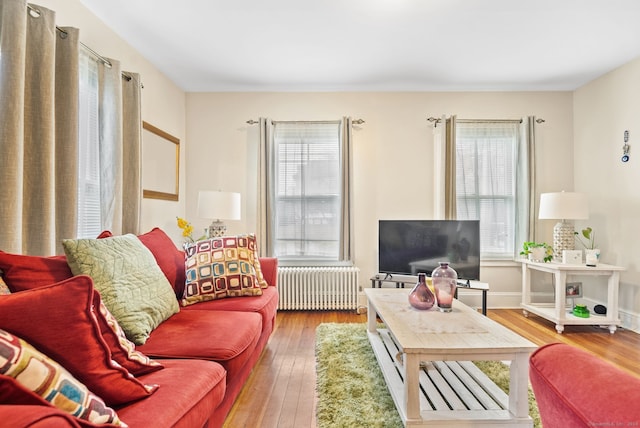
top-left (432, 262), bottom-right (458, 312)
top-left (408, 273), bottom-right (435, 310)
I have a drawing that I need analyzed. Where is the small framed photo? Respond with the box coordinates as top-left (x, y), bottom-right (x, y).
top-left (565, 282), bottom-right (583, 298)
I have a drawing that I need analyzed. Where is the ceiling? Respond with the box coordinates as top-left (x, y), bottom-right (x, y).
top-left (79, 0), bottom-right (640, 92)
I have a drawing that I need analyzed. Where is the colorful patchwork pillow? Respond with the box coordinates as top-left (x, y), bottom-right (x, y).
top-left (182, 235), bottom-right (263, 306)
top-left (248, 233), bottom-right (269, 289)
top-left (0, 329), bottom-right (125, 426)
top-left (63, 234), bottom-right (180, 345)
top-left (0, 276), bottom-right (10, 295)
top-left (0, 275), bottom-right (157, 406)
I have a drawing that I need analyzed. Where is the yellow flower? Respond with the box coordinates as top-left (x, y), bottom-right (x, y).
top-left (176, 217), bottom-right (189, 229)
top-left (176, 217), bottom-right (195, 242)
top-left (176, 217), bottom-right (206, 243)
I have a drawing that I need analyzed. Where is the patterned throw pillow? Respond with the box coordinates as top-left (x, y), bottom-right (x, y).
top-left (0, 276), bottom-right (157, 406)
top-left (248, 233), bottom-right (269, 289)
top-left (0, 276), bottom-right (10, 295)
top-left (182, 235), bottom-right (263, 306)
top-left (63, 234), bottom-right (180, 345)
top-left (94, 295), bottom-right (163, 376)
top-left (0, 329), bottom-right (125, 426)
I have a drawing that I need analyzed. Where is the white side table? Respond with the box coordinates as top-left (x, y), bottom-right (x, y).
top-left (519, 260), bottom-right (625, 334)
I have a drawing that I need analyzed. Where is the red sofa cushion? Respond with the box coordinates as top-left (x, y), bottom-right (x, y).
top-left (0, 251), bottom-right (72, 292)
top-left (136, 310), bottom-right (261, 362)
top-left (0, 405), bottom-right (83, 428)
top-left (530, 342), bottom-right (640, 427)
top-left (114, 359), bottom-right (226, 428)
top-left (0, 276), bottom-right (156, 406)
top-left (182, 286), bottom-right (278, 335)
top-left (258, 257), bottom-right (278, 288)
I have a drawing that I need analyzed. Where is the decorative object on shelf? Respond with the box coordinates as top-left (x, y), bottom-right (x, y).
top-left (574, 227), bottom-right (600, 266)
top-left (520, 242), bottom-right (553, 263)
top-left (594, 304), bottom-right (607, 315)
top-left (565, 282), bottom-right (582, 298)
top-left (538, 192), bottom-right (589, 261)
top-left (408, 273), bottom-right (435, 310)
top-left (432, 262), bottom-right (457, 312)
top-left (572, 304), bottom-right (590, 318)
top-left (197, 190), bottom-right (241, 238)
top-left (622, 130), bottom-right (630, 163)
top-left (176, 217), bottom-right (206, 243)
top-left (562, 250), bottom-right (582, 264)
top-left (585, 249), bottom-right (601, 267)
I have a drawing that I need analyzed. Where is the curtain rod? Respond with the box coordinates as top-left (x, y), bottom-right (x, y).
top-left (427, 117), bottom-right (546, 126)
top-left (27, 4), bottom-right (142, 87)
top-left (246, 118), bottom-right (365, 125)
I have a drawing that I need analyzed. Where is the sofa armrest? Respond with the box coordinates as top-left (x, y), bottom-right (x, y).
top-left (0, 405), bottom-right (82, 427)
top-left (259, 257), bottom-right (278, 287)
top-left (529, 342), bottom-right (640, 428)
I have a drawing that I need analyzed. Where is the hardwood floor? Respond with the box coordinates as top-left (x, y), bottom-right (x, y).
top-left (223, 309), bottom-right (640, 428)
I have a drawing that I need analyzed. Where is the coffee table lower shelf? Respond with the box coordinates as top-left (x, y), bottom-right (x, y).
top-left (368, 328), bottom-right (532, 427)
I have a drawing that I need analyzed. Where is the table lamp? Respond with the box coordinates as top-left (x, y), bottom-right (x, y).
top-left (538, 191), bottom-right (588, 261)
top-left (197, 190), bottom-right (241, 238)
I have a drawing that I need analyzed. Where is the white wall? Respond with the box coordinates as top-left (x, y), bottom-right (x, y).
top-left (186, 91), bottom-right (574, 308)
top-left (574, 57), bottom-right (640, 331)
top-left (38, 0), bottom-right (188, 242)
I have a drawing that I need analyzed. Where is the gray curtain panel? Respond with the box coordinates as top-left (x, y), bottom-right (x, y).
top-left (122, 72), bottom-right (143, 235)
top-left (0, 0), bottom-right (142, 255)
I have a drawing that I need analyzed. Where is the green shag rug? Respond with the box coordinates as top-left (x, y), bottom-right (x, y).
top-left (315, 323), bottom-right (540, 428)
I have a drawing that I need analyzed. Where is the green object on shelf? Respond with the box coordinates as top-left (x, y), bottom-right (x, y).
top-left (573, 304), bottom-right (590, 318)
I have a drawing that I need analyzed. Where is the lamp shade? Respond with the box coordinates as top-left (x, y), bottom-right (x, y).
top-left (197, 191), bottom-right (241, 221)
top-left (538, 192), bottom-right (589, 220)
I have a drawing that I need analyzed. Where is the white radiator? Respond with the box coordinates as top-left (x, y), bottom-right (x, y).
top-left (277, 266), bottom-right (360, 310)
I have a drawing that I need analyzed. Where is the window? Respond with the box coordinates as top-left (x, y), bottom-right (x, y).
top-left (76, 49), bottom-right (102, 238)
top-left (272, 121), bottom-right (343, 261)
top-left (455, 122), bottom-right (519, 259)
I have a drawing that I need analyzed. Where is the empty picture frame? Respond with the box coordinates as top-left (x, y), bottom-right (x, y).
top-left (142, 121), bottom-right (180, 201)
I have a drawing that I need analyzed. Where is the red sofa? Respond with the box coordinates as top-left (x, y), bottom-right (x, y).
top-left (529, 342), bottom-right (640, 427)
top-left (0, 228), bottom-right (278, 428)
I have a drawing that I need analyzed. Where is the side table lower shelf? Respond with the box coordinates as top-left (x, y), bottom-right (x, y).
top-left (519, 260), bottom-right (625, 334)
top-left (521, 303), bottom-right (620, 334)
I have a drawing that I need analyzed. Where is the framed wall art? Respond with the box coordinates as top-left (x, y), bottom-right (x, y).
top-left (142, 121), bottom-right (180, 201)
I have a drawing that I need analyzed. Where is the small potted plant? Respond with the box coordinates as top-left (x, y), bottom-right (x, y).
top-left (575, 227), bottom-right (600, 265)
top-left (520, 241), bottom-right (553, 263)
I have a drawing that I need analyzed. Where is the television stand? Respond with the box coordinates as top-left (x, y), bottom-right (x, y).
top-left (370, 274), bottom-right (489, 315)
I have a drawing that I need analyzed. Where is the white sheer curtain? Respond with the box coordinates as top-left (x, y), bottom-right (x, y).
top-left (435, 116), bottom-right (536, 259)
top-left (0, 0), bottom-right (142, 255)
top-left (257, 117), bottom-right (354, 262)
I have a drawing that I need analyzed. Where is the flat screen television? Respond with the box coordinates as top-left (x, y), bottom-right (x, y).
top-left (378, 220), bottom-right (481, 280)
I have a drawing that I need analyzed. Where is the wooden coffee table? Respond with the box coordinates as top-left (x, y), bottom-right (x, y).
top-left (365, 288), bottom-right (537, 427)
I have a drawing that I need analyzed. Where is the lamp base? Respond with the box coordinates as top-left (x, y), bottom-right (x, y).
top-left (553, 220), bottom-right (575, 261)
top-left (207, 220), bottom-right (227, 238)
